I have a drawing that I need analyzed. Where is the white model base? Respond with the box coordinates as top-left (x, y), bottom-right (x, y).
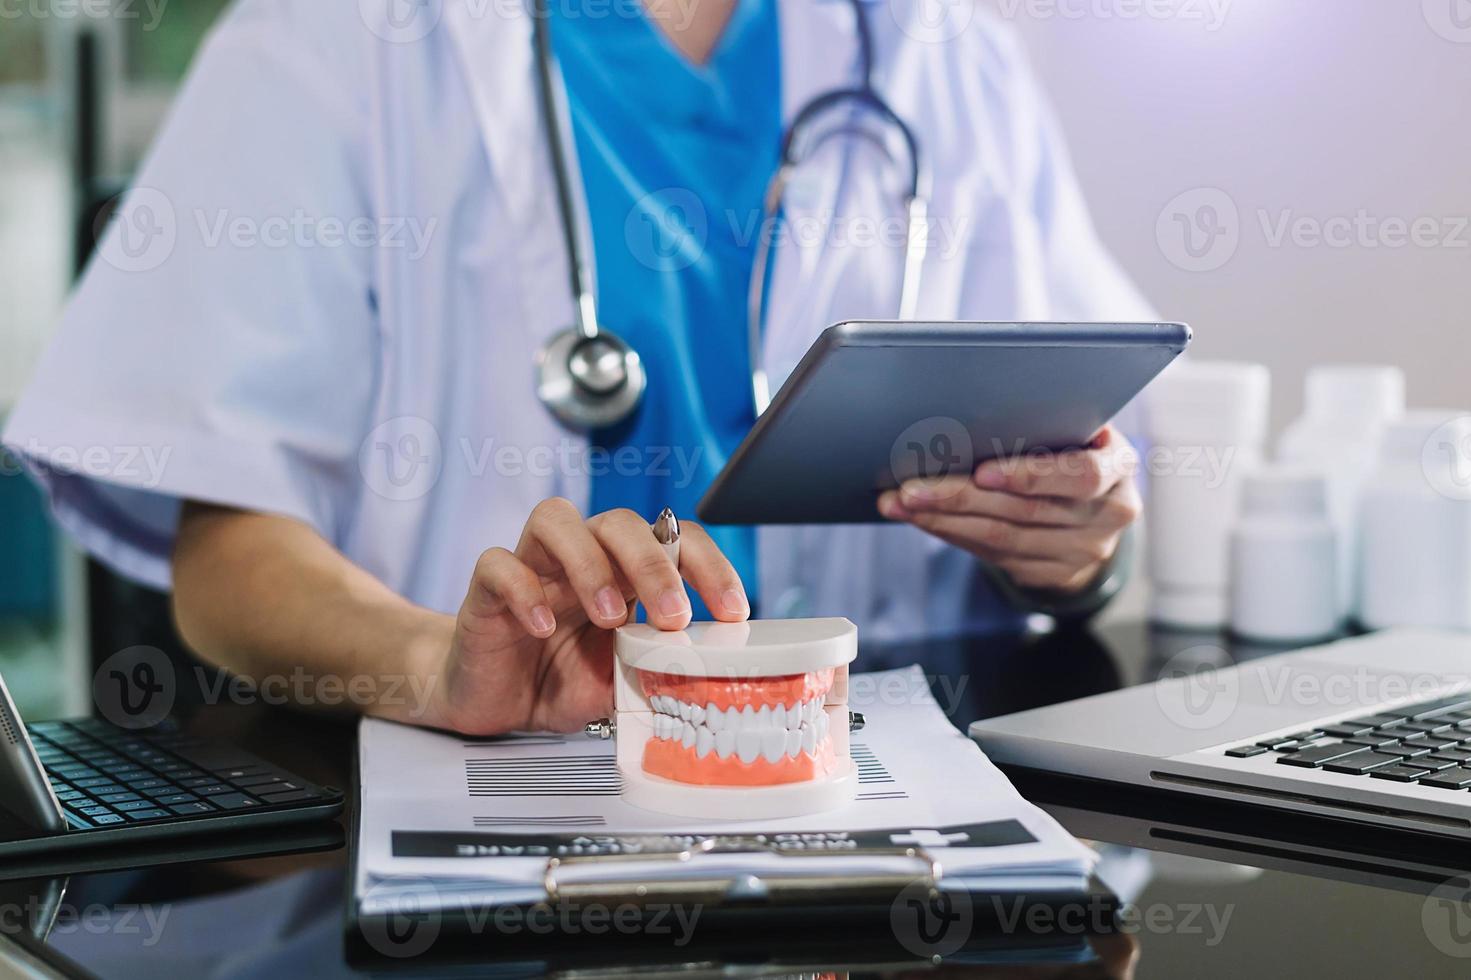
top-left (619, 760), bottom-right (858, 821)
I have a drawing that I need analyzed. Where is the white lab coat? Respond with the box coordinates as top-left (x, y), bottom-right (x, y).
top-left (2, 0), bottom-right (1153, 645)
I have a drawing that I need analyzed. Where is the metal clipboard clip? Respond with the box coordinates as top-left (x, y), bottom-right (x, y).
top-left (543, 836), bottom-right (942, 908)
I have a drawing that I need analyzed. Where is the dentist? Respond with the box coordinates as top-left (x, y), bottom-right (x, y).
top-left (3, 0), bottom-right (1151, 734)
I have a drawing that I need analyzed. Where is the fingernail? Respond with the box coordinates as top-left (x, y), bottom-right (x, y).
top-left (596, 587), bottom-right (625, 622)
top-left (530, 605), bottom-right (555, 634)
top-left (656, 588), bottom-right (691, 619)
top-left (901, 481), bottom-right (937, 503)
top-left (976, 467), bottom-right (1007, 489)
top-left (878, 493), bottom-right (904, 519)
top-left (721, 588), bottom-right (750, 616)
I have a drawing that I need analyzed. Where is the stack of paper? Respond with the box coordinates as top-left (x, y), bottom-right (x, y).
top-left (355, 666), bottom-right (1095, 915)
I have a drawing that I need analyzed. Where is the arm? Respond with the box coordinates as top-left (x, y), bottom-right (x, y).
top-left (171, 499), bottom-right (750, 735)
top-left (171, 502), bottom-right (451, 727)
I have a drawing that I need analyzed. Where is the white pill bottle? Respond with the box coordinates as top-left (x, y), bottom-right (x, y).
top-left (1358, 412), bottom-right (1471, 631)
top-left (1228, 466), bottom-right (1339, 643)
top-left (1143, 361), bottom-right (1270, 629)
top-left (1277, 365), bottom-right (1404, 620)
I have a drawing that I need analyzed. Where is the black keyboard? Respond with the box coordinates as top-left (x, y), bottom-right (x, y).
top-left (27, 718), bottom-right (341, 832)
top-left (1223, 694), bottom-right (1471, 790)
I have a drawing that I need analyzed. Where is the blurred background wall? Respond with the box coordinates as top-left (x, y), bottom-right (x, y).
top-left (989, 0), bottom-right (1471, 429)
top-left (0, 0), bottom-right (232, 717)
top-left (1, 0), bottom-right (1466, 710)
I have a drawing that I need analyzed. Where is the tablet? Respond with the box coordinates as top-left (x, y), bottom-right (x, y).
top-left (697, 320), bottom-right (1190, 525)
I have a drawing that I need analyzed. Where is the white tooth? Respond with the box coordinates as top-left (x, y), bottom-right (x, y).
top-left (681, 721), bottom-right (696, 747)
top-left (802, 699), bottom-right (815, 724)
top-left (678, 701), bottom-right (691, 721)
top-left (771, 704), bottom-right (786, 728)
top-left (705, 703), bottom-right (721, 730)
top-left (817, 710), bottom-right (829, 739)
top-left (728, 706), bottom-right (743, 731)
top-left (696, 727), bottom-right (714, 758)
top-left (655, 715), bottom-right (669, 739)
top-left (690, 704), bottom-right (705, 725)
top-left (736, 731), bottom-right (760, 764)
top-left (786, 729), bottom-right (802, 757)
top-left (653, 695), bottom-right (668, 714)
top-left (756, 705), bottom-right (772, 728)
top-left (715, 729), bottom-right (736, 759)
top-left (801, 722), bottom-right (817, 755)
top-left (762, 729), bottom-right (786, 763)
top-left (740, 705), bottom-right (756, 729)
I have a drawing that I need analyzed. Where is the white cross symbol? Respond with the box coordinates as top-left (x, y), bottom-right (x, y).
top-left (891, 829), bottom-right (969, 847)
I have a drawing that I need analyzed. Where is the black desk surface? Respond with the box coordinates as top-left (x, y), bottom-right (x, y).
top-left (9, 619), bottom-right (1471, 978)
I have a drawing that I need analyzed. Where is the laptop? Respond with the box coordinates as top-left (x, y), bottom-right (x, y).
top-left (970, 629), bottom-right (1471, 838)
top-left (0, 672), bottom-right (343, 858)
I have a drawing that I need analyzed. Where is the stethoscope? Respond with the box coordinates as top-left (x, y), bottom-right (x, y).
top-left (532, 0), bottom-right (928, 431)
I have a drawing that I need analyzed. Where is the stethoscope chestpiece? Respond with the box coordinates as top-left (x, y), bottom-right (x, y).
top-left (536, 325), bottom-right (647, 430)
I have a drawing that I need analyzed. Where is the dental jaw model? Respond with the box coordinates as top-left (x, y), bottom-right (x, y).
top-left (612, 618), bottom-right (858, 820)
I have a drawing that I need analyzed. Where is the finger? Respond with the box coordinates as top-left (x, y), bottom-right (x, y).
top-left (895, 510), bottom-right (1118, 565)
top-left (890, 479), bottom-right (1095, 526)
top-left (520, 497), bottom-right (629, 628)
top-left (675, 521), bottom-right (750, 622)
top-left (465, 547), bottom-right (557, 639)
top-left (975, 426), bottom-right (1139, 501)
top-left (1098, 478), bottom-right (1145, 532)
top-left (588, 509), bottom-right (692, 630)
top-left (999, 557), bottom-right (1104, 593)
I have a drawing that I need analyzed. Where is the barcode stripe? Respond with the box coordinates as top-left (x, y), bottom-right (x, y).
top-left (472, 815), bottom-right (604, 820)
top-left (470, 788), bottom-right (620, 794)
top-left (466, 754), bottom-right (612, 759)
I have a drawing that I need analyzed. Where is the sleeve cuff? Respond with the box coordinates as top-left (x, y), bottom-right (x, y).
top-left (983, 525), bottom-right (1136, 622)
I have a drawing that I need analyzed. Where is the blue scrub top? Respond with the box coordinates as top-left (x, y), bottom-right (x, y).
top-left (549, 1), bottom-right (780, 614)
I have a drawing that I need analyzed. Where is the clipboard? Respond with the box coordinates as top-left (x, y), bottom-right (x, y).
top-left (345, 783), bottom-right (1122, 971)
top-left (345, 665), bottom-right (1120, 967)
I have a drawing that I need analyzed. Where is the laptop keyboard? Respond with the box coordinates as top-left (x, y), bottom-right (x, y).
top-left (30, 718), bottom-right (330, 829)
top-left (1223, 694), bottom-right (1471, 790)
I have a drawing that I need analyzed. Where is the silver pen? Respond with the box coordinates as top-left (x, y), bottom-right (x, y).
top-left (652, 507), bottom-right (680, 569)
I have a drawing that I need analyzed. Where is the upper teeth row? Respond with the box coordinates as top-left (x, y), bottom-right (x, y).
top-left (648, 697), bottom-right (825, 730)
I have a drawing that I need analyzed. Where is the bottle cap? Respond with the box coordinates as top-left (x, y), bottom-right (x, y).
top-left (1145, 360), bottom-right (1270, 448)
top-left (1240, 465), bottom-right (1330, 517)
top-left (1379, 410), bottom-right (1471, 461)
top-left (1303, 365), bottom-right (1405, 427)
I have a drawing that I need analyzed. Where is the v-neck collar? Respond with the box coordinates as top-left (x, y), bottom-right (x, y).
top-left (639, 0), bottom-right (766, 78)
